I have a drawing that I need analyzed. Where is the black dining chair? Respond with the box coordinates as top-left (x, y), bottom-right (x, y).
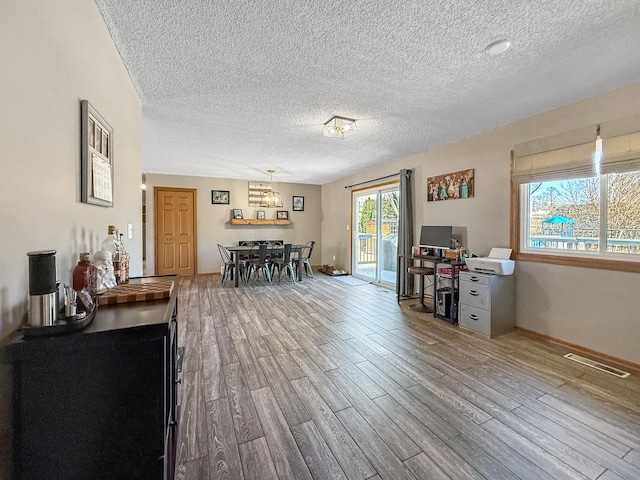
top-left (218, 244), bottom-right (246, 286)
top-left (270, 243), bottom-right (296, 284)
top-left (246, 243), bottom-right (272, 285)
top-left (294, 241), bottom-right (315, 278)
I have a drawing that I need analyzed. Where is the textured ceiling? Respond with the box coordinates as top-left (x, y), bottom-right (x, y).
top-left (94, 0), bottom-right (640, 185)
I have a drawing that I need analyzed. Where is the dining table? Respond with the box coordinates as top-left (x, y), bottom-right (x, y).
top-left (224, 244), bottom-right (305, 287)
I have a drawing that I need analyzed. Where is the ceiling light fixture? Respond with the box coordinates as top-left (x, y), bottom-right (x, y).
top-left (485, 39), bottom-right (511, 55)
top-left (259, 169), bottom-right (283, 208)
top-left (323, 115), bottom-right (357, 139)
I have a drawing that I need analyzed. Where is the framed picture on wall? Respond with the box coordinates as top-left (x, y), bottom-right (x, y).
top-left (80, 100), bottom-right (113, 207)
top-left (276, 210), bottom-right (289, 220)
top-left (211, 190), bottom-right (230, 204)
top-left (292, 196), bottom-right (304, 211)
top-left (427, 168), bottom-right (474, 202)
top-left (257, 210), bottom-right (266, 219)
top-left (232, 208), bottom-right (243, 219)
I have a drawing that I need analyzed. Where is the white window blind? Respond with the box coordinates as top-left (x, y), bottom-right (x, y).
top-left (512, 114), bottom-right (640, 183)
top-left (601, 131), bottom-right (640, 175)
top-left (512, 125), bottom-right (597, 184)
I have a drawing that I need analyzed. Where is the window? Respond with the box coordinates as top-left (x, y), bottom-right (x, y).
top-left (523, 173), bottom-right (640, 255)
top-left (512, 116), bottom-right (640, 271)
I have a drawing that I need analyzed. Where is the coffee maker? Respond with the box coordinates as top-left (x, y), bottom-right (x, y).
top-left (27, 250), bottom-right (58, 327)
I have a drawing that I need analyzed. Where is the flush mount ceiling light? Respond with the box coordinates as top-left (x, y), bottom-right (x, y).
top-left (323, 115), bottom-right (357, 139)
top-left (485, 39), bottom-right (511, 55)
top-left (259, 169), bottom-right (283, 208)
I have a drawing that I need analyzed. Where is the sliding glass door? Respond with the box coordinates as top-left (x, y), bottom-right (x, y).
top-left (352, 185), bottom-right (399, 287)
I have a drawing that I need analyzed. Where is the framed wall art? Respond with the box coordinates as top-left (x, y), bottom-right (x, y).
top-left (276, 210), bottom-right (289, 220)
top-left (427, 168), bottom-right (474, 202)
top-left (256, 210), bottom-right (266, 219)
top-left (81, 100), bottom-right (113, 207)
top-left (232, 208), bottom-right (243, 219)
top-left (292, 195), bottom-right (304, 211)
top-left (248, 180), bottom-right (272, 206)
top-left (211, 190), bottom-right (230, 204)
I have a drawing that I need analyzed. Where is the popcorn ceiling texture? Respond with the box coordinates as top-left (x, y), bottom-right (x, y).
top-left (94, 0), bottom-right (640, 184)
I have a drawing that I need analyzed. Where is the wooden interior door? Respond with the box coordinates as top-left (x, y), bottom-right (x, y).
top-left (154, 187), bottom-right (197, 276)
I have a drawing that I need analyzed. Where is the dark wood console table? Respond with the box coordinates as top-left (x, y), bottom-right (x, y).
top-left (4, 276), bottom-right (180, 480)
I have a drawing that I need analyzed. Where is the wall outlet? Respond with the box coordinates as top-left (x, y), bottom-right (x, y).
top-left (127, 223), bottom-right (133, 239)
top-left (347, 225), bottom-right (350, 231)
top-left (332, 255), bottom-right (336, 261)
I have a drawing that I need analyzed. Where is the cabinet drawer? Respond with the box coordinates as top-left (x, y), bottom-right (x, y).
top-left (459, 271), bottom-right (491, 285)
top-left (459, 304), bottom-right (491, 336)
top-left (460, 281), bottom-right (490, 308)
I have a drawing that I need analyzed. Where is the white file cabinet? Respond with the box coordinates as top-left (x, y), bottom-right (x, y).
top-left (459, 271), bottom-right (515, 338)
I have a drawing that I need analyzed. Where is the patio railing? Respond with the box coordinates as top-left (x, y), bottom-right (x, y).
top-left (530, 235), bottom-right (640, 253)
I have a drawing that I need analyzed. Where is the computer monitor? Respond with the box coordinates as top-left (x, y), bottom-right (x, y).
top-left (419, 225), bottom-right (453, 255)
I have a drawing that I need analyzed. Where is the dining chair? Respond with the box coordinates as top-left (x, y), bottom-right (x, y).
top-left (246, 243), bottom-right (272, 285)
top-left (295, 241), bottom-right (315, 278)
top-left (268, 240), bottom-right (284, 261)
top-left (217, 244), bottom-right (245, 286)
top-left (270, 243), bottom-right (296, 284)
top-left (239, 241), bottom-right (257, 261)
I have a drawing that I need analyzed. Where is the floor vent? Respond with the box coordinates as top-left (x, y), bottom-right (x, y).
top-left (564, 353), bottom-right (630, 378)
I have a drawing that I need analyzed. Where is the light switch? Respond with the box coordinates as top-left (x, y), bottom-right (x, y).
top-left (127, 223), bottom-right (133, 239)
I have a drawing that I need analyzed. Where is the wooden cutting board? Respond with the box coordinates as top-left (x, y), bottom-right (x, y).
top-left (97, 280), bottom-right (174, 305)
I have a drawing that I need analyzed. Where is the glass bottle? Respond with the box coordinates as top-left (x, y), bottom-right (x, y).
top-left (102, 225), bottom-right (120, 283)
top-left (72, 252), bottom-right (97, 298)
top-left (119, 233), bottom-right (129, 283)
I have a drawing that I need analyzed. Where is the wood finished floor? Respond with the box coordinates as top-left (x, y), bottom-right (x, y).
top-left (175, 274), bottom-right (640, 480)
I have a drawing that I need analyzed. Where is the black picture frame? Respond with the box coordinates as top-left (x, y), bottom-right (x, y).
top-left (292, 195), bottom-right (304, 211)
top-left (232, 208), bottom-right (243, 219)
top-left (211, 190), bottom-right (230, 204)
top-left (276, 210), bottom-right (289, 220)
top-left (81, 100), bottom-right (113, 207)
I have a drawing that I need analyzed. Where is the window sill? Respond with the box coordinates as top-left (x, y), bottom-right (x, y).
top-left (514, 251), bottom-right (640, 273)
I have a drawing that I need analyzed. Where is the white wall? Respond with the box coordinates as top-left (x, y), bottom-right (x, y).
top-left (0, 3), bottom-right (141, 474)
top-left (145, 174), bottom-right (322, 275)
top-left (322, 82), bottom-right (640, 364)
top-left (0, 0), bottom-right (142, 339)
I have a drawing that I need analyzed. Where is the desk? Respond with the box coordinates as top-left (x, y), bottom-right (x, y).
top-left (398, 255), bottom-right (466, 322)
top-left (225, 244), bottom-right (304, 287)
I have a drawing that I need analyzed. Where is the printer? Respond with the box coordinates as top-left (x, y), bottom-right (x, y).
top-left (464, 247), bottom-right (515, 275)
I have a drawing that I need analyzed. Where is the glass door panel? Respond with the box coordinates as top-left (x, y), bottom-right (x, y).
top-left (353, 192), bottom-right (377, 280)
top-left (352, 186), bottom-right (399, 287)
top-left (379, 189), bottom-right (399, 284)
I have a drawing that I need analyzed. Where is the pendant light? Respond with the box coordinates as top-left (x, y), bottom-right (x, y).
top-left (259, 169), bottom-right (283, 208)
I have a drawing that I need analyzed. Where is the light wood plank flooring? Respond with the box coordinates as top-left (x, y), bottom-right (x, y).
top-left (175, 274), bottom-right (640, 480)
